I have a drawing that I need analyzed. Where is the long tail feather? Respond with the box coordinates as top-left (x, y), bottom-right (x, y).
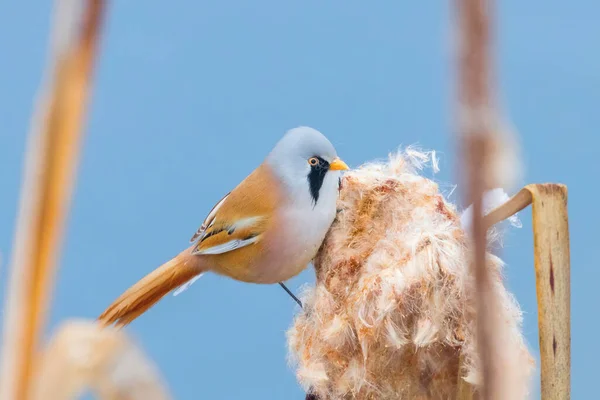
top-left (98, 246), bottom-right (205, 327)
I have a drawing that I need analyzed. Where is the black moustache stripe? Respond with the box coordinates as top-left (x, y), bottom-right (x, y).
top-left (307, 157), bottom-right (329, 205)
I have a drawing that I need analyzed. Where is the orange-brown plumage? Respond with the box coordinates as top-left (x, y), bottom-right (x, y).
top-left (99, 164), bottom-right (281, 327)
top-left (192, 163), bottom-right (283, 283)
top-left (98, 127), bottom-right (349, 327)
top-left (98, 245), bottom-right (204, 326)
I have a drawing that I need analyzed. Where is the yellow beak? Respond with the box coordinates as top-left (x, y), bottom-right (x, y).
top-left (329, 157), bottom-right (349, 171)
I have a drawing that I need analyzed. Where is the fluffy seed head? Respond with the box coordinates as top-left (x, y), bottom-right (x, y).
top-left (286, 147), bottom-right (534, 400)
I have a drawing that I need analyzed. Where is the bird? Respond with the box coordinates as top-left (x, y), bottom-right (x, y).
top-left (98, 126), bottom-right (349, 327)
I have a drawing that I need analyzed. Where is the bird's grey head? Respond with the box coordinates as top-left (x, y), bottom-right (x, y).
top-left (266, 126), bottom-right (349, 205)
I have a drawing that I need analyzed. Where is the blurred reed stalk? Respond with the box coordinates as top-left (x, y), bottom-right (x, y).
top-left (453, 0), bottom-right (512, 398)
top-left (454, 0), bottom-right (571, 397)
top-left (0, 0), bottom-right (106, 399)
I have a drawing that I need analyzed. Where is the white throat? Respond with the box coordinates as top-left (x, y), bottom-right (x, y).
top-left (279, 168), bottom-right (340, 254)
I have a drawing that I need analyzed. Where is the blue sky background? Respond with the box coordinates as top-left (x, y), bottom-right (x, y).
top-left (1, 1), bottom-right (597, 399)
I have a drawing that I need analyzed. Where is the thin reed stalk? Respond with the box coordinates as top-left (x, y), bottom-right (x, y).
top-left (0, 1), bottom-right (106, 399)
top-left (453, 0), bottom-right (514, 398)
top-left (482, 185), bottom-right (571, 399)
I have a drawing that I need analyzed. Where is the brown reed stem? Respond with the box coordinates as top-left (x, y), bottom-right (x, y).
top-left (0, 1), bottom-right (106, 399)
top-left (528, 184), bottom-right (571, 399)
top-left (478, 184), bottom-right (572, 399)
top-left (453, 0), bottom-right (510, 398)
top-left (482, 187), bottom-right (533, 229)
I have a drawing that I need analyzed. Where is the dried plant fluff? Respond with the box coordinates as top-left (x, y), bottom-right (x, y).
top-left (286, 147), bottom-right (534, 399)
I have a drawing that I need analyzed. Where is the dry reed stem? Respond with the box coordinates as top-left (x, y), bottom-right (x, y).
top-left (0, 1), bottom-right (106, 399)
top-left (483, 184), bottom-right (571, 399)
top-left (483, 188), bottom-right (533, 229)
top-left (30, 320), bottom-right (171, 400)
top-left (454, 0), bottom-right (512, 398)
top-left (473, 184), bottom-right (571, 399)
top-left (529, 185), bottom-right (571, 400)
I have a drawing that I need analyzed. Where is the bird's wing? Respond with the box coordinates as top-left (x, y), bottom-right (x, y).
top-left (189, 164), bottom-right (280, 256)
top-left (191, 215), bottom-right (268, 255)
top-left (189, 191), bottom-right (230, 243)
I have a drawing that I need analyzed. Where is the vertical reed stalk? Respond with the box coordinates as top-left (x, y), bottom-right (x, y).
top-left (0, 1), bottom-right (106, 399)
top-left (481, 184), bottom-right (571, 399)
top-left (454, 0), bottom-right (505, 396)
top-left (528, 184), bottom-right (571, 399)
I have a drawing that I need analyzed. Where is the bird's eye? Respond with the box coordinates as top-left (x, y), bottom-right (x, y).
top-left (308, 157), bottom-right (319, 166)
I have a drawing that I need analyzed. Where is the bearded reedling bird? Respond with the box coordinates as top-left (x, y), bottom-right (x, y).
top-left (98, 126), bottom-right (349, 326)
